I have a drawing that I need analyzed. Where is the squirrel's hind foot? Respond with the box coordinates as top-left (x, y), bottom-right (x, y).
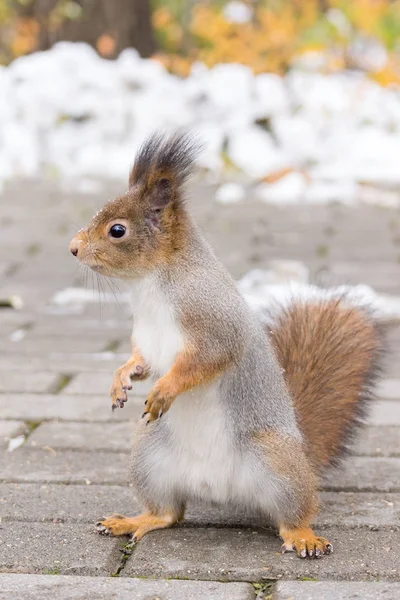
top-left (96, 510), bottom-right (181, 542)
top-left (280, 526), bottom-right (333, 559)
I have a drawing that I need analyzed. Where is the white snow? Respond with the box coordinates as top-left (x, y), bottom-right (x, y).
top-left (238, 266), bottom-right (400, 325)
top-left (215, 182), bottom-right (246, 204)
top-left (0, 42), bottom-right (399, 205)
top-left (255, 173), bottom-right (307, 204)
top-left (52, 260), bottom-right (400, 326)
top-left (223, 1), bottom-right (253, 24)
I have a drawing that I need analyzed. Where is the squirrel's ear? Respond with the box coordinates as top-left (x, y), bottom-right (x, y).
top-left (149, 177), bottom-right (173, 210)
top-left (145, 176), bottom-right (174, 231)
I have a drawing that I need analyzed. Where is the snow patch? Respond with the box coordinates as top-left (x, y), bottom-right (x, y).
top-left (0, 42), bottom-right (399, 205)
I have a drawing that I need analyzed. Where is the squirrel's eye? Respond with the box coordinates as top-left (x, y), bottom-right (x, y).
top-left (109, 224), bottom-right (126, 238)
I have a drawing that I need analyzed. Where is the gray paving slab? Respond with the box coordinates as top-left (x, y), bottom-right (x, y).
top-left (0, 355), bottom-right (124, 374)
top-left (316, 491), bottom-right (400, 529)
top-left (274, 581), bottom-right (400, 600)
top-left (0, 371), bottom-right (60, 394)
top-left (0, 449), bottom-right (130, 484)
top-left (377, 379), bottom-right (400, 400)
top-left (30, 317), bottom-right (127, 335)
top-left (27, 422), bottom-right (133, 452)
top-left (123, 527), bottom-right (400, 581)
top-left (327, 262), bottom-right (400, 293)
top-left (0, 522), bottom-right (120, 576)
top-left (324, 457), bottom-right (400, 492)
top-left (25, 421), bottom-right (400, 457)
top-left (0, 574), bottom-right (254, 600)
top-left (352, 426), bottom-right (400, 457)
top-left (367, 401), bottom-right (400, 426)
top-left (382, 357), bottom-right (400, 380)
top-left (2, 447), bottom-right (399, 490)
top-left (0, 336), bottom-right (110, 355)
top-left (63, 372), bottom-right (151, 396)
top-left (0, 483), bottom-right (140, 523)
top-left (0, 393), bottom-right (144, 421)
top-left (2, 483), bottom-right (399, 529)
top-left (0, 421), bottom-right (24, 447)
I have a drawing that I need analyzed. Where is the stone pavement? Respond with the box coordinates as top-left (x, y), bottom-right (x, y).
top-left (0, 179), bottom-right (400, 599)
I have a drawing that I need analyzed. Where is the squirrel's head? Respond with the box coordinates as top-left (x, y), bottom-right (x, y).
top-left (69, 132), bottom-right (200, 279)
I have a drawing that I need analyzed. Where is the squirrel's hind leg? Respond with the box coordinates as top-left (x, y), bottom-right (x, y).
top-left (96, 506), bottom-right (184, 543)
top-left (255, 430), bottom-right (333, 559)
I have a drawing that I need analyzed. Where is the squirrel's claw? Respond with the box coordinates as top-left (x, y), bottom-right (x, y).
top-left (144, 386), bottom-right (174, 423)
top-left (96, 522), bottom-right (111, 535)
top-left (112, 397), bottom-right (127, 411)
top-left (281, 537), bottom-right (332, 559)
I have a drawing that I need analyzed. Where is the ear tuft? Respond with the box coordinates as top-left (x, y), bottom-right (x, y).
top-left (129, 132), bottom-right (201, 194)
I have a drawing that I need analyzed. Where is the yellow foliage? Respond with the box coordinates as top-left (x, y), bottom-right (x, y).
top-left (152, 0), bottom-right (400, 84)
top-left (10, 17), bottom-right (39, 58)
top-left (96, 34), bottom-right (116, 57)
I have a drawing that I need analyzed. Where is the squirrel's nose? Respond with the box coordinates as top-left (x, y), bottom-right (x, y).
top-left (69, 239), bottom-right (80, 257)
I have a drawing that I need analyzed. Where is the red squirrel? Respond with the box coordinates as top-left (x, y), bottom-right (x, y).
top-left (69, 133), bottom-right (383, 559)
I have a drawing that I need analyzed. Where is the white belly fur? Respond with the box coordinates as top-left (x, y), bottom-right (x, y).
top-left (130, 275), bottom-right (183, 376)
top-left (130, 275), bottom-right (276, 511)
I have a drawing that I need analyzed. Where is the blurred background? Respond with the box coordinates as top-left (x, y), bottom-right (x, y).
top-left (1, 3), bottom-right (400, 584)
top-left (0, 0), bottom-right (399, 205)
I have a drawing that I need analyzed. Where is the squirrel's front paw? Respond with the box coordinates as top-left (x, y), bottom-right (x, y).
top-left (110, 360), bottom-right (149, 411)
top-left (143, 384), bottom-right (175, 423)
top-left (110, 374), bottom-right (128, 411)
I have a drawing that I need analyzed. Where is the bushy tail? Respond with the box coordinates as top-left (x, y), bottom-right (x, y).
top-left (269, 299), bottom-right (384, 473)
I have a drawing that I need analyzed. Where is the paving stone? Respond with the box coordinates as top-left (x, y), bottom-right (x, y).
top-left (1, 484), bottom-right (399, 529)
top-left (27, 422), bottom-right (133, 452)
top-left (324, 457), bottom-right (400, 492)
top-left (0, 483), bottom-right (139, 523)
top-left (24, 421), bottom-right (400, 456)
top-left (377, 379), bottom-right (400, 400)
top-left (63, 372), bottom-right (151, 396)
top-left (0, 574), bottom-right (254, 600)
top-left (352, 426), bottom-right (400, 457)
top-left (0, 371), bottom-right (60, 394)
top-left (0, 355), bottom-right (124, 374)
top-left (274, 581), bottom-right (400, 600)
top-left (0, 421), bottom-right (24, 447)
top-left (0, 449), bottom-right (130, 484)
top-left (316, 491), bottom-right (400, 529)
top-left (124, 527), bottom-right (400, 581)
top-left (326, 262), bottom-right (400, 294)
top-left (367, 401), bottom-right (400, 426)
top-left (36, 320), bottom-right (128, 335)
top-left (0, 393), bottom-right (144, 422)
top-left (0, 336), bottom-right (110, 355)
top-left (2, 445), bottom-right (398, 491)
top-left (0, 522), bottom-right (120, 576)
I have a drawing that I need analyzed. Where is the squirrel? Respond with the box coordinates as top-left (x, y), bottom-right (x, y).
top-left (69, 132), bottom-right (383, 559)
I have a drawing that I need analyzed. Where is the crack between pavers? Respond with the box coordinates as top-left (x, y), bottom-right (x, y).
top-left (111, 539), bottom-right (139, 577)
top-left (2, 516), bottom-right (399, 534)
top-left (102, 339), bottom-right (122, 353)
top-left (6, 443), bottom-right (400, 458)
top-left (2, 478), bottom-right (399, 493)
top-left (48, 373), bottom-right (75, 394)
top-left (6, 419), bottom-right (43, 452)
top-left (13, 445), bottom-right (131, 455)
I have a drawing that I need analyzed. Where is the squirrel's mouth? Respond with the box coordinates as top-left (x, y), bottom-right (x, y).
top-left (90, 264), bottom-right (105, 273)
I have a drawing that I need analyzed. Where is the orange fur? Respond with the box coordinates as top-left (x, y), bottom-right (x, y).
top-left (279, 525), bottom-right (332, 558)
top-left (269, 300), bottom-right (383, 472)
top-left (144, 346), bottom-right (229, 422)
top-left (97, 508), bottom-right (184, 541)
top-left (254, 430), bottom-right (318, 526)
